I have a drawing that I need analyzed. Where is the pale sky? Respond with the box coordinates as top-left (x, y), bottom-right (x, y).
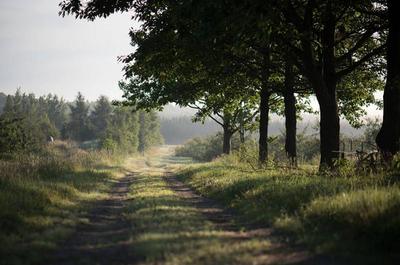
top-left (0, 0), bottom-right (138, 101)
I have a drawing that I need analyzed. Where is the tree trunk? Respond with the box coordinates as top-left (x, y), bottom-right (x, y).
top-left (318, 92), bottom-right (340, 169)
top-left (222, 126), bottom-right (232, 154)
top-left (376, 0), bottom-right (400, 158)
top-left (303, 1), bottom-right (339, 170)
top-left (239, 107), bottom-right (245, 144)
top-left (284, 58), bottom-right (297, 166)
top-left (259, 86), bottom-right (270, 165)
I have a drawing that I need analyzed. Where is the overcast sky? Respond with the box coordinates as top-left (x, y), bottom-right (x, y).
top-left (0, 0), bottom-right (138, 101)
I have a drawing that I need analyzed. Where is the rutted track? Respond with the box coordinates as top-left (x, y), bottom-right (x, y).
top-left (50, 174), bottom-right (137, 265)
top-left (163, 174), bottom-right (313, 265)
top-left (48, 147), bottom-right (347, 265)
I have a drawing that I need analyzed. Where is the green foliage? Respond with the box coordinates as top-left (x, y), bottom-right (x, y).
top-left (63, 92), bottom-right (92, 141)
top-left (0, 92), bottom-right (7, 114)
top-left (59, 0), bottom-right (389, 168)
top-left (175, 136), bottom-right (222, 162)
top-left (101, 107), bottom-right (140, 153)
top-left (138, 110), bottom-right (163, 153)
top-left (363, 118), bottom-right (381, 145)
top-left (0, 91), bottom-right (60, 154)
top-left (175, 133), bottom-right (243, 162)
top-left (0, 91), bottom-right (163, 156)
top-left (90, 95), bottom-right (113, 139)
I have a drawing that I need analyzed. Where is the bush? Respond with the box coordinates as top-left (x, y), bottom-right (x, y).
top-left (175, 133), bottom-right (245, 161)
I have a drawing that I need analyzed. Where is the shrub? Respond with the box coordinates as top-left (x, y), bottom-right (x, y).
top-left (175, 132), bottom-right (247, 162)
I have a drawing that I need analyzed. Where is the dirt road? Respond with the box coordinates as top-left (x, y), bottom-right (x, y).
top-left (49, 147), bottom-right (338, 265)
top-left (50, 174), bottom-right (137, 265)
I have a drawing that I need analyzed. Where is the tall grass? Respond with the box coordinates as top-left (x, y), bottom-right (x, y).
top-left (177, 156), bottom-right (400, 260)
top-left (0, 141), bottom-right (123, 265)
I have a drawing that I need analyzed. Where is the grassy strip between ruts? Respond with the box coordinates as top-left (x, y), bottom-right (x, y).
top-left (0, 141), bottom-right (125, 265)
top-left (123, 155), bottom-right (274, 265)
top-left (176, 160), bottom-right (400, 262)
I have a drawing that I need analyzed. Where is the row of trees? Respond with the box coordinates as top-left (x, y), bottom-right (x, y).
top-left (0, 90), bottom-right (162, 154)
top-left (60, 0), bottom-right (400, 169)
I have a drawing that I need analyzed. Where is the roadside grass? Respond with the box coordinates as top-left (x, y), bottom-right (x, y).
top-left (176, 159), bottom-right (400, 260)
top-left (123, 155), bottom-right (273, 265)
top-left (0, 141), bottom-right (125, 265)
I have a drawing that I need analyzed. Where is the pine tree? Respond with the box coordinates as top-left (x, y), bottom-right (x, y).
top-left (64, 92), bottom-right (92, 141)
top-left (90, 96), bottom-right (113, 139)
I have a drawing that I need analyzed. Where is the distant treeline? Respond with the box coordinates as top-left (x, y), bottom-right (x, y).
top-left (0, 90), bottom-right (162, 155)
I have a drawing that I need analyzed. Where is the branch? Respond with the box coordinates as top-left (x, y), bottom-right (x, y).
top-left (336, 44), bottom-right (386, 79)
top-left (270, 95), bottom-right (282, 106)
top-left (208, 114), bottom-right (224, 127)
top-left (336, 24), bottom-right (385, 63)
top-left (187, 103), bottom-right (202, 111)
top-left (243, 109), bottom-right (259, 124)
top-left (354, 5), bottom-right (388, 19)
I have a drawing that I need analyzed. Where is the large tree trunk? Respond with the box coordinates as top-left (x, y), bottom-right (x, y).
top-left (304, 1), bottom-right (339, 170)
top-left (318, 92), bottom-right (340, 169)
top-left (376, 0), bottom-right (400, 158)
top-left (284, 58), bottom-right (297, 166)
top-left (259, 86), bottom-right (270, 165)
top-left (222, 126), bottom-right (232, 154)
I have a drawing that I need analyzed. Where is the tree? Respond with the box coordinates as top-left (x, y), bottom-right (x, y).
top-left (376, 0), bottom-right (400, 158)
top-left (138, 110), bottom-right (163, 153)
top-left (283, 57), bottom-right (297, 165)
top-left (0, 91), bottom-right (59, 154)
top-left (60, 0), bottom-right (277, 164)
top-left (64, 92), bottom-right (92, 141)
top-left (101, 106), bottom-right (140, 153)
top-left (279, 0), bottom-right (386, 169)
top-left (188, 93), bottom-right (258, 154)
top-left (90, 96), bottom-right (113, 139)
top-left (40, 94), bottom-right (68, 131)
top-left (59, 0), bottom-right (385, 169)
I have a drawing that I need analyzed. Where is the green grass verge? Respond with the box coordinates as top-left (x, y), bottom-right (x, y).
top-left (0, 141), bottom-right (124, 265)
top-left (176, 161), bottom-right (400, 260)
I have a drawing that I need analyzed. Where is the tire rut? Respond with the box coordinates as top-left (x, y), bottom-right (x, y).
top-left (163, 173), bottom-right (348, 265)
top-left (50, 174), bottom-right (136, 265)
